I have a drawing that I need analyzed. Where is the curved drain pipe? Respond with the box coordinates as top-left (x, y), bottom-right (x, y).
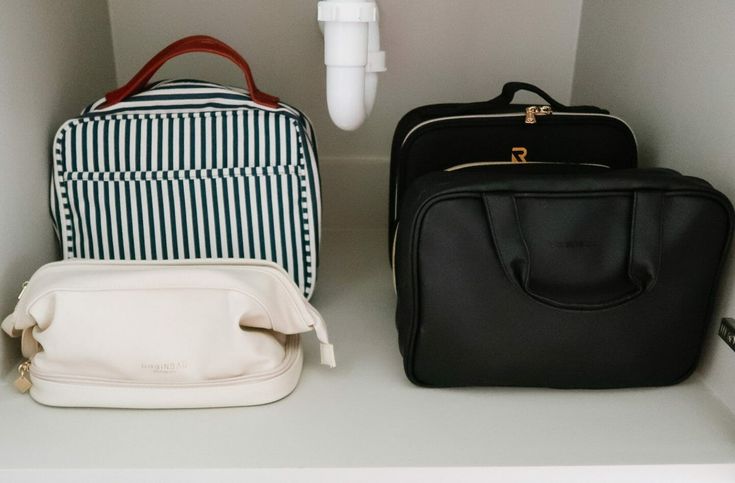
top-left (318, 0), bottom-right (386, 131)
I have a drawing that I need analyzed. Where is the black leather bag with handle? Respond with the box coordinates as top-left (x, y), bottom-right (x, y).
top-left (388, 82), bottom-right (637, 256)
top-left (394, 164), bottom-right (733, 388)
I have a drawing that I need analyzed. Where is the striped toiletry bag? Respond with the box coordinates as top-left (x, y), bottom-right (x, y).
top-left (50, 36), bottom-right (321, 298)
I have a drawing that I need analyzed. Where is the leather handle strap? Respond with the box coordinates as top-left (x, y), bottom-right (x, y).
top-left (486, 82), bottom-right (608, 113)
top-left (488, 82), bottom-right (567, 109)
top-left (483, 191), bottom-right (662, 310)
top-left (628, 191), bottom-right (663, 289)
top-left (101, 35), bottom-right (279, 109)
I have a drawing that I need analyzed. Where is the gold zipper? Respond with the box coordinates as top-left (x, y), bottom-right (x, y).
top-left (14, 360), bottom-right (32, 393)
top-left (525, 105), bottom-right (552, 124)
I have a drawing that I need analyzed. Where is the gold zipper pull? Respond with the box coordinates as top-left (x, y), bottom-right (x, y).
top-left (17, 281), bottom-right (29, 300)
top-left (525, 105), bottom-right (553, 124)
top-left (14, 360), bottom-right (32, 393)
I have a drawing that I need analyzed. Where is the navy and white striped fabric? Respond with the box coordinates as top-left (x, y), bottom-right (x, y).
top-left (51, 80), bottom-right (320, 298)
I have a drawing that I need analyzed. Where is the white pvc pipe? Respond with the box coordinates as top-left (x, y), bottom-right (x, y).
top-left (325, 66), bottom-right (367, 131)
top-left (364, 8), bottom-right (382, 116)
top-left (318, 0), bottom-right (385, 131)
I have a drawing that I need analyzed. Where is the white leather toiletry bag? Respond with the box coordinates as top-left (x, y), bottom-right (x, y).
top-left (2, 259), bottom-right (334, 409)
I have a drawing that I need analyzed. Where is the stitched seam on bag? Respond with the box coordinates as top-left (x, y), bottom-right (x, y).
top-left (406, 195), bottom-right (428, 383)
top-left (30, 336), bottom-right (301, 388)
top-left (63, 165), bottom-right (299, 182)
top-left (482, 195), bottom-right (516, 285)
top-left (53, 120), bottom-right (79, 259)
top-left (653, 192), bottom-right (664, 290)
top-left (401, 116), bottom-right (635, 161)
top-left (294, 120), bottom-right (316, 297)
top-left (511, 196), bottom-right (533, 289)
top-left (627, 191), bottom-right (639, 288)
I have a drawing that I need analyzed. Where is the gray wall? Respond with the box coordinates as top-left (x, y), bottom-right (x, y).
top-left (573, 0), bottom-right (735, 411)
top-left (108, 0), bottom-right (583, 158)
top-left (107, 0), bottom-right (583, 228)
top-left (0, 1), bottom-right (117, 371)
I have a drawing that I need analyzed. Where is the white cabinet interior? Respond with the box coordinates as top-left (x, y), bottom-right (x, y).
top-left (0, 1), bottom-right (733, 480)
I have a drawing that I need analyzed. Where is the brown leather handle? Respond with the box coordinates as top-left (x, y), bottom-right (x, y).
top-left (101, 35), bottom-right (279, 109)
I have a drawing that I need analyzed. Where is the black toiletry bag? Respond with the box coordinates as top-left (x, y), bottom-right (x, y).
top-left (394, 164), bottom-right (733, 388)
top-left (388, 82), bottom-right (637, 256)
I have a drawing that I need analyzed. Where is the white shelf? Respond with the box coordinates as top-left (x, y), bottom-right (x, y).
top-left (1, 229), bottom-right (734, 482)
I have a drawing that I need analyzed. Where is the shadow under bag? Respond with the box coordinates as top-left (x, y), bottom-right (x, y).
top-left (394, 165), bottom-right (733, 388)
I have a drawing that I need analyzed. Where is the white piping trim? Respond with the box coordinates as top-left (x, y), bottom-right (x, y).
top-left (445, 161), bottom-right (610, 171)
top-left (394, 111), bottom-right (637, 220)
top-left (401, 112), bottom-right (637, 149)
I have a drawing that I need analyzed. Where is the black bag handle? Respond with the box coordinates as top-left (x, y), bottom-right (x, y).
top-left (487, 82), bottom-right (607, 113)
top-left (483, 191), bottom-right (663, 310)
top-left (489, 82), bottom-right (567, 109)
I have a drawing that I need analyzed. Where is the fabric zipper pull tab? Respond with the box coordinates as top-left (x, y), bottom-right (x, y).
top-left (306, 305), bottom-right (336, 368)
top-left (525, 105), bottom-right (552, 124)
top-left (320, 343), bottom-right (336, 369)
top-left (14, 360), bottom-right (32, 393)
top-left (17, 281), bottom-right (29, 300)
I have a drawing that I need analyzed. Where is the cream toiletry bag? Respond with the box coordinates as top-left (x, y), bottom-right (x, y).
top-left (2, 259), bottom-right (335, 409)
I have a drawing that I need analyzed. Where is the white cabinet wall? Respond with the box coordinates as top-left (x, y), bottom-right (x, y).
top-left (572, 0), bottom-right (735, 412)
top-left (0, 0), bottom-right (116, 373)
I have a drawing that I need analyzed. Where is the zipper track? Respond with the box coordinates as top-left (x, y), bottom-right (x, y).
top-left (400, 111), bottom-right (637, 148)
top-left (64, 164), bottom-right (300, 182)
top-left (18, 259), bottom-right (304, 310)
top-left (28, 257), bottom-right (288, 274)
top-left (444, 161), bottom-right (611, 171)
top-left (28, 336), bottom-right (300, 389)
top-left (394, 111), bottom-right (638, 221)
